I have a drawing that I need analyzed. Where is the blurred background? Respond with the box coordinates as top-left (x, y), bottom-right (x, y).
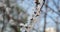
top-left (0, 0), bottom-right (60, 32)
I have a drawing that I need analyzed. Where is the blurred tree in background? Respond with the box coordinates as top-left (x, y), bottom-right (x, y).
top-left (0, 0), bottom-right (28, 32)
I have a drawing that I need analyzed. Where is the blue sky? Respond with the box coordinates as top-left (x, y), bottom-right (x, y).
top-left (17, 0), bottom-right (60, 31)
